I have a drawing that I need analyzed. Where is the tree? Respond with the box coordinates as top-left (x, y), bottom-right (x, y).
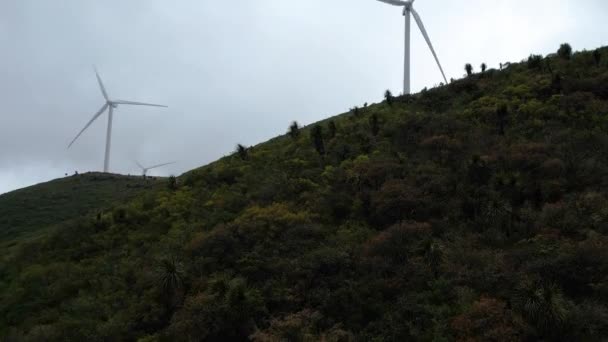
top-left (465, 63), bottom-right (473, 76)
top-left (369, 113), bottom-right (380, 136)
top-left (351, 106), bottom-right (360, 116)
top-left (527, 54), bottom-right (543, 70)
top-left (558, 43), bottom-right (572, 60)
top-left (328, 120), bottom-right (337, 139)
top-left (236, 144), bottom-right (248, 160)
top-left (593, 49), bottom-right (602, 66)
top-left (481, 63), bottom-right (487, 73)
top-left (384, 89), bottom-right (393, 106)
top-left (310, 125), bottom-right (325, 155)
top-left (288, 121), bottom-right (300, 139)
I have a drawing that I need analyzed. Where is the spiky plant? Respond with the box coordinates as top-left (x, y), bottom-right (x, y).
top-left (384, 90), bottom-right (393, 106)
top-left (236, 144), bottom-right (248, 160)
top-left (157, 257), bottom-right (184, 297)
top-left (288, 121), bottom-right (300, 139)
top-left (465, 63), bottom-right (473, 76)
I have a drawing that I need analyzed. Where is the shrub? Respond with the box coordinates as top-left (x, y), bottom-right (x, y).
top-left (235, 144), bottom-right (248, 160)
top-left (558, 43), bottom-right (572, 60)
top-left (328, 120), bottom-right (337, 139)
top-left (311, 125), bottom-right (325, 155)
top-left (384, 89), bottom-right (393, 105)
top-left (167, 175), bottom-right (178, 191)
top-left (288, 121), bottom-right (300, 139)
top-left (593, 49), bottom-right (601, 66)
top-left (527, 54), bottom-right (543, 70)
top-left (465, 63), bottom-right (473, 76)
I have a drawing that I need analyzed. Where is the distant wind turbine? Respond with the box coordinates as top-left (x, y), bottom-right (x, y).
top-left (135, 161), bottom-right (175, 177)
top-left (375, 0), bottom-right (448, 94)
top-left (68, 67), bottom-right (167, 173)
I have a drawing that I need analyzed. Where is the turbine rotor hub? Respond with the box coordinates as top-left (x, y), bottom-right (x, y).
top-left (403, 2), bottom-right (413, 14)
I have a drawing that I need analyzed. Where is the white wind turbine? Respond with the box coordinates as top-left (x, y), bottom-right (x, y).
top-left (375, 0), bottom-right (448, 94)
top-left (68, 68), bottom-right (167, 173)
top-left (135, 161), bottom-right (175, 177)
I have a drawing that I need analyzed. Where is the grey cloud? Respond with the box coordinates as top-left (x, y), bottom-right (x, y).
top-left (1, 0), bottom-right (606, 193)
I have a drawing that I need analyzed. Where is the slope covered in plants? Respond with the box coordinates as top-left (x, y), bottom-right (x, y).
top-left (0, 173), bottom-right (164, 249)
top-left (2, 45), bottom-right (608, 341)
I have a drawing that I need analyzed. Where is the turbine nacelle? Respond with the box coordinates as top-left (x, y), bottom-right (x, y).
top-left (374, 0), bottom-right (447, 94)
top-left (404, 0), bottom-right (414, 13)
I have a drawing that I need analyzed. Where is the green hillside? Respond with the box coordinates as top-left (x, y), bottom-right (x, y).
top-left (2, 44), bottom-right (608, 341)
top-left (0, 173), bottom-right (164, 250)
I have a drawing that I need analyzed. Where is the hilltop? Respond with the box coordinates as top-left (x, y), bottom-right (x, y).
top-left (0, 173), bottom-right (165, 250)
top-left (2, 44), bottom-right (608, 341)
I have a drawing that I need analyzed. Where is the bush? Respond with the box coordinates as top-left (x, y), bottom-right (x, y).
top-left (288, 121), bottom-right (300, 139)
top-left (527, 54), bottom-right (543, 70)
top-left (465, 63), bottom-right (473, 76)
top-left (558, 43), bottom-right (573, 60)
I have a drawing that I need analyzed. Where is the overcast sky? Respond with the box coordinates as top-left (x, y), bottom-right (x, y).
top-left (0, 0), bottom-right (607, 194)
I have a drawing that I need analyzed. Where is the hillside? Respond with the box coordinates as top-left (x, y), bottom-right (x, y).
top-left (2, 45), bottom-right (608, 341)
top-left (0, 173), bottom-right (164, 250)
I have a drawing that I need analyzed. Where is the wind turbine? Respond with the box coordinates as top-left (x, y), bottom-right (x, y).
top-left (68, 68), bottom-right (167, 173)
top-left (135, 161), bottom-right (175, 177)
top-left (375, 0), bottom-right (448, 94)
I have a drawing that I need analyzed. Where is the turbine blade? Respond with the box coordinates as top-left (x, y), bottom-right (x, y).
top-left (113, 100), bottom-right (168, 108)
top-left (376, 0), bottom-right (408, 6)
top-left (135, 160), bottom-right (145, 170)
top-left (68, 103), bottom-right (109, 148)
top-left (147, 161), bottom-right (175, 170)
top-left (410, 8), bottom-right (448, 84)
top-left (94, 67), bottom-right (110, 101)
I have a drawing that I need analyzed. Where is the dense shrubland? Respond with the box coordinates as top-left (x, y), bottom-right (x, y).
top-left (2, 45), bottom-right (608, 341)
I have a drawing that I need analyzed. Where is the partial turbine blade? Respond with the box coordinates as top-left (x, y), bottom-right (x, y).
top-left (94, 67), bottom-right (110, 101)
top-left (113, 100), bottom-right (168, 108)
top-left (68, 103), bottom-right (109, 148)
top-left (410, 8), bottom-right (449, 84)
top-left (147, 161), bottom-right (175, 170)
top-left (375, 0), bottom-right (409, 6)
top-left (135, 160), bottom-right (145, 170)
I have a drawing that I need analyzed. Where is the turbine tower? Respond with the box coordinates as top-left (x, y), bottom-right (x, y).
top-left (135, 161), bottom-right (175, 177)
top-left (376, 0), bottom-right (448, 94)
top-left (68, 68), bottom-right (167, 173)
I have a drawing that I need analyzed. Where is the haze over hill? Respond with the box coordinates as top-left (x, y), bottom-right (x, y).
top-left (1, 0), bottom-right (608, 194)
top-left (2, 45), bottom-right (608, 340)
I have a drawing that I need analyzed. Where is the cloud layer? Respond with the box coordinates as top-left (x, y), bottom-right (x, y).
top-left (1, 0), bottom-right (606, 194)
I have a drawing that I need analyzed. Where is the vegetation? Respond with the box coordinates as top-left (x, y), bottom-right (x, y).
top-left (384, 89), bottom-right (393, 105)
top-left (465, 63), bottom-right (473, 76)
top-left (236, 144), bottom-right (249, 160)
top-left (0, 173), bottom-right (163, 248)
top-left (288, 121), bottom-right (300, 139)
top-left (2, 44), bottom-right (608, 341)
top-left (528, 54), bottom-right (543, 70)
top-left (481, 62), bottom-right (487, 73)
top-left (594, 49), bottom-right (602, 66)
top-left (558, 43), bottom-right (573, 60)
